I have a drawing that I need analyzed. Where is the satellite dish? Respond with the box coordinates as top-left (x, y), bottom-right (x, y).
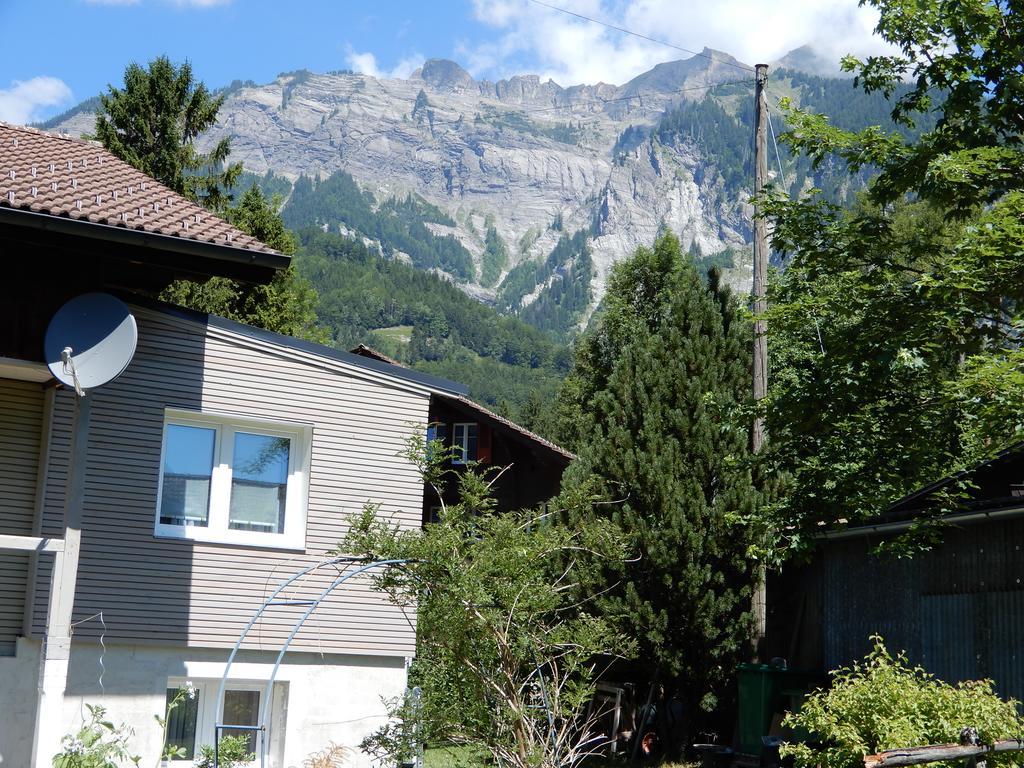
top-left (44, 293), bottom-right (138, 394)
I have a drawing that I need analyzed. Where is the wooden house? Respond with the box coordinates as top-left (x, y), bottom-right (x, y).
top-left (0, 122), bottom-right (466, 767)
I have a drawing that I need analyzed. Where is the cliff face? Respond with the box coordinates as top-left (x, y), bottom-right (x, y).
top-left (48, 51), bottom-right (759, 315)
top-left (193, 51), bottom-right (756, 308)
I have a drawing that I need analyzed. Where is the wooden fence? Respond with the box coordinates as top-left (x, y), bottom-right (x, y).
top-left (865, 733), bottom-right (1024, 768)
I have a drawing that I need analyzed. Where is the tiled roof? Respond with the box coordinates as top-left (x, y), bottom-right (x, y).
top-left (0, 122), bottom-right (278, 255)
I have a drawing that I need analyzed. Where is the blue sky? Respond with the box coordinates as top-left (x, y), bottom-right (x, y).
top-left (0, 0), bottom-right (890, 124)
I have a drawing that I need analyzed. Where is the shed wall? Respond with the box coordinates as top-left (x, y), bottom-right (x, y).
top-left (785, 519), bottom-right (1024, 702)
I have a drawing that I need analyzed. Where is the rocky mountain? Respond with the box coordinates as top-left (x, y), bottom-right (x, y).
top-left (190, 50), bottom-right (756, 312)
top-left (46, 45), bottom-right (912, 336)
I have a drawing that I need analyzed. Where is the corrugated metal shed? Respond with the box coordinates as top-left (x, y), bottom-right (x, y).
top-left (776, 517), bottom-right (1024, 703)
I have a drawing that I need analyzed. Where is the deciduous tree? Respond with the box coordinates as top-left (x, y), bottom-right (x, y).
top-left (761, 0), bottom-right (1024, 545)
top-left (343, 444), bottom-right (631, 768)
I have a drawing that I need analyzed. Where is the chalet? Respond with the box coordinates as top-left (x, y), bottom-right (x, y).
top-left (349, 345), bottom-right (574, 523)
top-left (0, 122), bottom-right (466, 767)
top-left (767, 442), bottom-right (1024, 704)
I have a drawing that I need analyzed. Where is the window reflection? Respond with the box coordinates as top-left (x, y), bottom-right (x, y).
top-left (160, 424), bottom-right (215, 527)
top-left (229, 432), bottom-right (290, 534)
top-left (163, 687), bottom-right (198, 759)
top-left (222, 689), bottom-right (261, 754)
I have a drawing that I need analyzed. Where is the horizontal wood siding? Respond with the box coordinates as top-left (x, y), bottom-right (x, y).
top-left (34, 307), bottom-right (428, 656)
top-left (0, 379), bottom-right (43, 655)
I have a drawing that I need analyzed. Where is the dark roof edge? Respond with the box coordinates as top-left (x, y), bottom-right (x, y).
top-left (887, 440), bottom-right (1024, 513)
top-left (124, 293), bottom-right (469, 396)
top-left (0, 204), bottom-right (289, 273)
top-left (821, 504), bottom-right (1024, 540)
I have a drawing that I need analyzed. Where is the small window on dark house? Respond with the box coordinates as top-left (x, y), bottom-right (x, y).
top-left (453, 423), bottom-right (478, 465)
top-left (426, 422), bottom-right (449, 461)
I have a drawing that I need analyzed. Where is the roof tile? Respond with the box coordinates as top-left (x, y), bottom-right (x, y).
top-left (0, 121), bottom-right (279, 256)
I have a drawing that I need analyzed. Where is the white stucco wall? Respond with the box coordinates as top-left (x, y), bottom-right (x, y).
top-left (0, 638), bottom-right (41, 767)
top-left (0, 639), bottom-right (408, 768)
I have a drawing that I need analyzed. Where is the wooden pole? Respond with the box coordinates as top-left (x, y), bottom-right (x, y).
top-left (751, 63), bottom-right (769, 657)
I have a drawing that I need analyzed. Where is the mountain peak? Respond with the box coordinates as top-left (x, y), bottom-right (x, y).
top-left (772, 45), bottom-right (847, 77)
top-left (617, 49), bottom-right (750, 96)
top-left (413, 59), bottom-right (475, 90)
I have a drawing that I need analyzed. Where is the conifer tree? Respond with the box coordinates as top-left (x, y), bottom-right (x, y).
top-left (560, 232), bottom-right (755, 722)
top-left (96, 55), bottom-right (240, 210)
top-left (96, 56), bottom-right (326, 342)
top-left (160, 185), bottom-right (327, 343)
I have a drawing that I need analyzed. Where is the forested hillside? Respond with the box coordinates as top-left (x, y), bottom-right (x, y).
top-left (284, 171), bottom-right (476, 281)
top-left (293, 228), bottom-right (570, 426)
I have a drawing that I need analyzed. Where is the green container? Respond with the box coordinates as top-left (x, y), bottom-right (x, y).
top-left (738, 663), bottom-right (779, 756)
top-left (737, 663), bottom-right (824, 758)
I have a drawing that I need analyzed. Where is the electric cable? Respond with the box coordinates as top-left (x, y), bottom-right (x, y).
top-left (767, 111), bottom-right (788, 189)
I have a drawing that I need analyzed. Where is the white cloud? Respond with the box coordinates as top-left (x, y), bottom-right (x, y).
top-left (389, 53), bottom-right (426, 79)
top-left (346, 49), bottom-right (383, 78)
top-left (465, 0), bottom-right (894, 85)
top-left (0, 77), bottom-right (73, 125)
top-left (344, 47), bottom-right (425, 79)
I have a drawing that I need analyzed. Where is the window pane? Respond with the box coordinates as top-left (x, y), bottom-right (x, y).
top-left (426, 423), bottom-right (448, 461)
top-left (229, 432), bottom-right (290, 533)
top-left (164, 687), bottom-right (198, 760)
top-left (454, 424), bottom-right (477, 464)
top-left (160, 424), bottom-right (215, 527)
top-left (223, 689), bottom-right (261, 755)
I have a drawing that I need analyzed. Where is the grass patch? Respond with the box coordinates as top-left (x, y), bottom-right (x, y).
top-left (371, 325), bottom-right (414, 345)
top-left (423, 746), bottom-right (489, 768)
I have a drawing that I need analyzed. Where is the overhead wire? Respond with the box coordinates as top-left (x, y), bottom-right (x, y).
top-left (524, 0), bottom-right (756, 74)
top-left (767, 112), bottom-right (788, 189)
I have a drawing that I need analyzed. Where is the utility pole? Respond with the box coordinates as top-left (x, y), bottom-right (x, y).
top-left (751, 63), bottom-right (769, 658)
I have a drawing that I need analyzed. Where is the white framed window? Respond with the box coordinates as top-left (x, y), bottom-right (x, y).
top-left (425, 422), bottom-right (449, 462)
top-left (452, 422), bottom-right (478, 465)
top-left (163, 679), bottom-right (275, 766)
top-left (155, 409), bottom-right (311, 550)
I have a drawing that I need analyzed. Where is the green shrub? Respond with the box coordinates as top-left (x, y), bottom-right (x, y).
top-left (781, 637), bottom-right (1024, 768)
top-left (196, 735), bottom-right (254, 768)
top-left (52, 704), bottom-right (139, 768)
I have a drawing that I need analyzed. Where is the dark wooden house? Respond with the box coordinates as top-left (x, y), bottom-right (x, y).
top-left (767, 443), bottom-right (1024, 702)
top-left (350, 345), bottom-right (574, 522)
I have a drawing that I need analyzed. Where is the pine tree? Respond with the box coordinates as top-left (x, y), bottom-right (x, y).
top-left (160, 185), bottom-right (326, 342)
top-left (561, 232), bottom-right (755, 723)
top-left (96, 55), bottom-right (240, 210)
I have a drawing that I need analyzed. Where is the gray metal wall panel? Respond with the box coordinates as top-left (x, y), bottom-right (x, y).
top-left (920, 594), bottom-right (975, 684)
top-left (823, 538), bottom-right (920, 671)
top-left (33, 307), bottom-right (429, 656)
top-left (0, 378), bottom-right (43, 655)
top-left (988, 590), bottom-right (1024, 701)
top-left (819, 521), bottom-right (1024, 703)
